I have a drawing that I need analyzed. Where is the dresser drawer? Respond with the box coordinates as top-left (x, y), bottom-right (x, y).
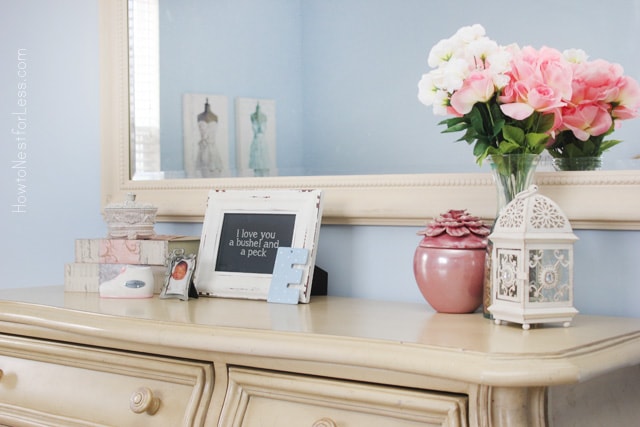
top-left (0, 335), bottom-right (213, 427)
top-left (220, 368), bottom-right (467, 427)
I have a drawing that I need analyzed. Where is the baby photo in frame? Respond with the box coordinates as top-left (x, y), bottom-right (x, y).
top-left (161, 250), bottom-right (197, 301)
top-left (194, 189), bottom-right (323, 302)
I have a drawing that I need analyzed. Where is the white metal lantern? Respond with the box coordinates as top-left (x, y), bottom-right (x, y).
top-left (488, 185), bottom-right (578, 329)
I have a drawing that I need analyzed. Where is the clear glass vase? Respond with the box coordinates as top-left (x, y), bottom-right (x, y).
top-left (482, 153), bottom-right (540, 318)
top-left (552, 157), bottom-right (602, 171)
top-left (490, 154), bottom-right (541, 213)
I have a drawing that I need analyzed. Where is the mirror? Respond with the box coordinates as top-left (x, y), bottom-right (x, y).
top-left (101, 0), bottom-right (640, 228)
top-left (129, 0), bottom-right (486, 179)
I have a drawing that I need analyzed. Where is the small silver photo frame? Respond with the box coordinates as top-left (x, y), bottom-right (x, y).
top-left (161, 249), bottom-right (197, 301)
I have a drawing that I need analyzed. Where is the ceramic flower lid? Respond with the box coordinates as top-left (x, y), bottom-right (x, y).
top-left (417, 209), bottom-right (489, 249)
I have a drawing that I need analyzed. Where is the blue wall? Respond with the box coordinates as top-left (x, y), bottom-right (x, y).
top-left (1, 0), bottom-right (639, 317)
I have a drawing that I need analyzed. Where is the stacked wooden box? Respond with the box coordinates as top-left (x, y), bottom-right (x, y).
top-left (64, 235), bottom-right (200, 294)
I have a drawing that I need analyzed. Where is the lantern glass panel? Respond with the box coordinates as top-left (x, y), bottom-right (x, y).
top-left (496, 248), bottom-right (521, 302)
top-left (528, 248), bottom-right (572, 304)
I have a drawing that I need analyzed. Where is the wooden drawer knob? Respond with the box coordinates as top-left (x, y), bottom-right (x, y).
top-left (129, 387), bottom-right (160, 415)
top-left (312, 418), bottom-right (337, 427)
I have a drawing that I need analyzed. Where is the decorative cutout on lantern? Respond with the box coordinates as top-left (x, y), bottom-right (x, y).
top-left (488, 185), bottom-right (578, 329)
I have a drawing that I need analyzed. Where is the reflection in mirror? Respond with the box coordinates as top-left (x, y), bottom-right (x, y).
top-left (129, 0), bottom-right (640, 181)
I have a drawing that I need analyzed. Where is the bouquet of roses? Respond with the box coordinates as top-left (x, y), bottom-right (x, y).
top-left (547, 50), bottom-right (640, 160)
top-left (417, 24), bottom-right (640, 165)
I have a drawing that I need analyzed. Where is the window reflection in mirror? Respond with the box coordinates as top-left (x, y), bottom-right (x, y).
top-left (129, 0), bottom-right (161, 179)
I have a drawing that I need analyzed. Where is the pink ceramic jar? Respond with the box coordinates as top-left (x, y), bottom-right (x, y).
top-left (413, 210), bottom-right (489, 313)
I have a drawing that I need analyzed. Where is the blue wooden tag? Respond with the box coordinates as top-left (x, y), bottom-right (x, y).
top-left (267, 247), bottom-right (309, 304)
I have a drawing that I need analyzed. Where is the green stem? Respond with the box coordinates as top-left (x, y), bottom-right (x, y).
top-left (532, 112), bottom-right (541, 133)
top-left (481, 102), bottom-right (499, 146)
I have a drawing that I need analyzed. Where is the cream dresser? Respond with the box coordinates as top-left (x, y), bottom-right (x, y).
top-left (0, 286), bottom-right (638, 426)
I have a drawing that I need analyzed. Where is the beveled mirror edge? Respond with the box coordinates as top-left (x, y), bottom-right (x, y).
top-left (100, 0), bottom-right (640, 230)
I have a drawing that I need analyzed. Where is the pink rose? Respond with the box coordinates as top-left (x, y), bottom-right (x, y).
top-left (499, 84), bottom-right (566, 121)
top-left (498, 80), bottom-right (525, 104)
top-left (527, 85), bottom-right (565, 111)
top-left (498, 46), bottom-right (572, 121)
top-left (449, 70), bottom-right (496, 115)
top-left (570, 59), bottom-right (624, 105)
top-left (561, 59), bottom-right (640, 135)
top-left (535, 47), bottom-right (573, 101)
top-left (561, 103), bottom-right (613, 140)
top-left (509, 46), bottom-right (573, 99)
top-left (612, 75), bottom-right (640, 120)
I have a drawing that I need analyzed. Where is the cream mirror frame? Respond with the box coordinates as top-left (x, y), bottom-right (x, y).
top-left (100, 0), bottom-right (640, 229)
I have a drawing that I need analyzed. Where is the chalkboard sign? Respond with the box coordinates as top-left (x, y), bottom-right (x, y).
top-left (194, 189), bottom-right (323, 302)
top-left (215, 213), bottom-right (295, 274)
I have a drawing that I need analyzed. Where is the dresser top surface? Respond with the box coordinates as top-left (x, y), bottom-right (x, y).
top-left (1, 286), bottom-right (639, 386)
top-left (0, 286), bottom-right (638, 354)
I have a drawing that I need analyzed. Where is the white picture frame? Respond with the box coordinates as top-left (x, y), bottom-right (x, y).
top-left (194, 189), bottom-right (323, 302)
top-left (183, 93), bottom-right (230, 178)
top-left (235, 97), bottom-right (277, 177)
